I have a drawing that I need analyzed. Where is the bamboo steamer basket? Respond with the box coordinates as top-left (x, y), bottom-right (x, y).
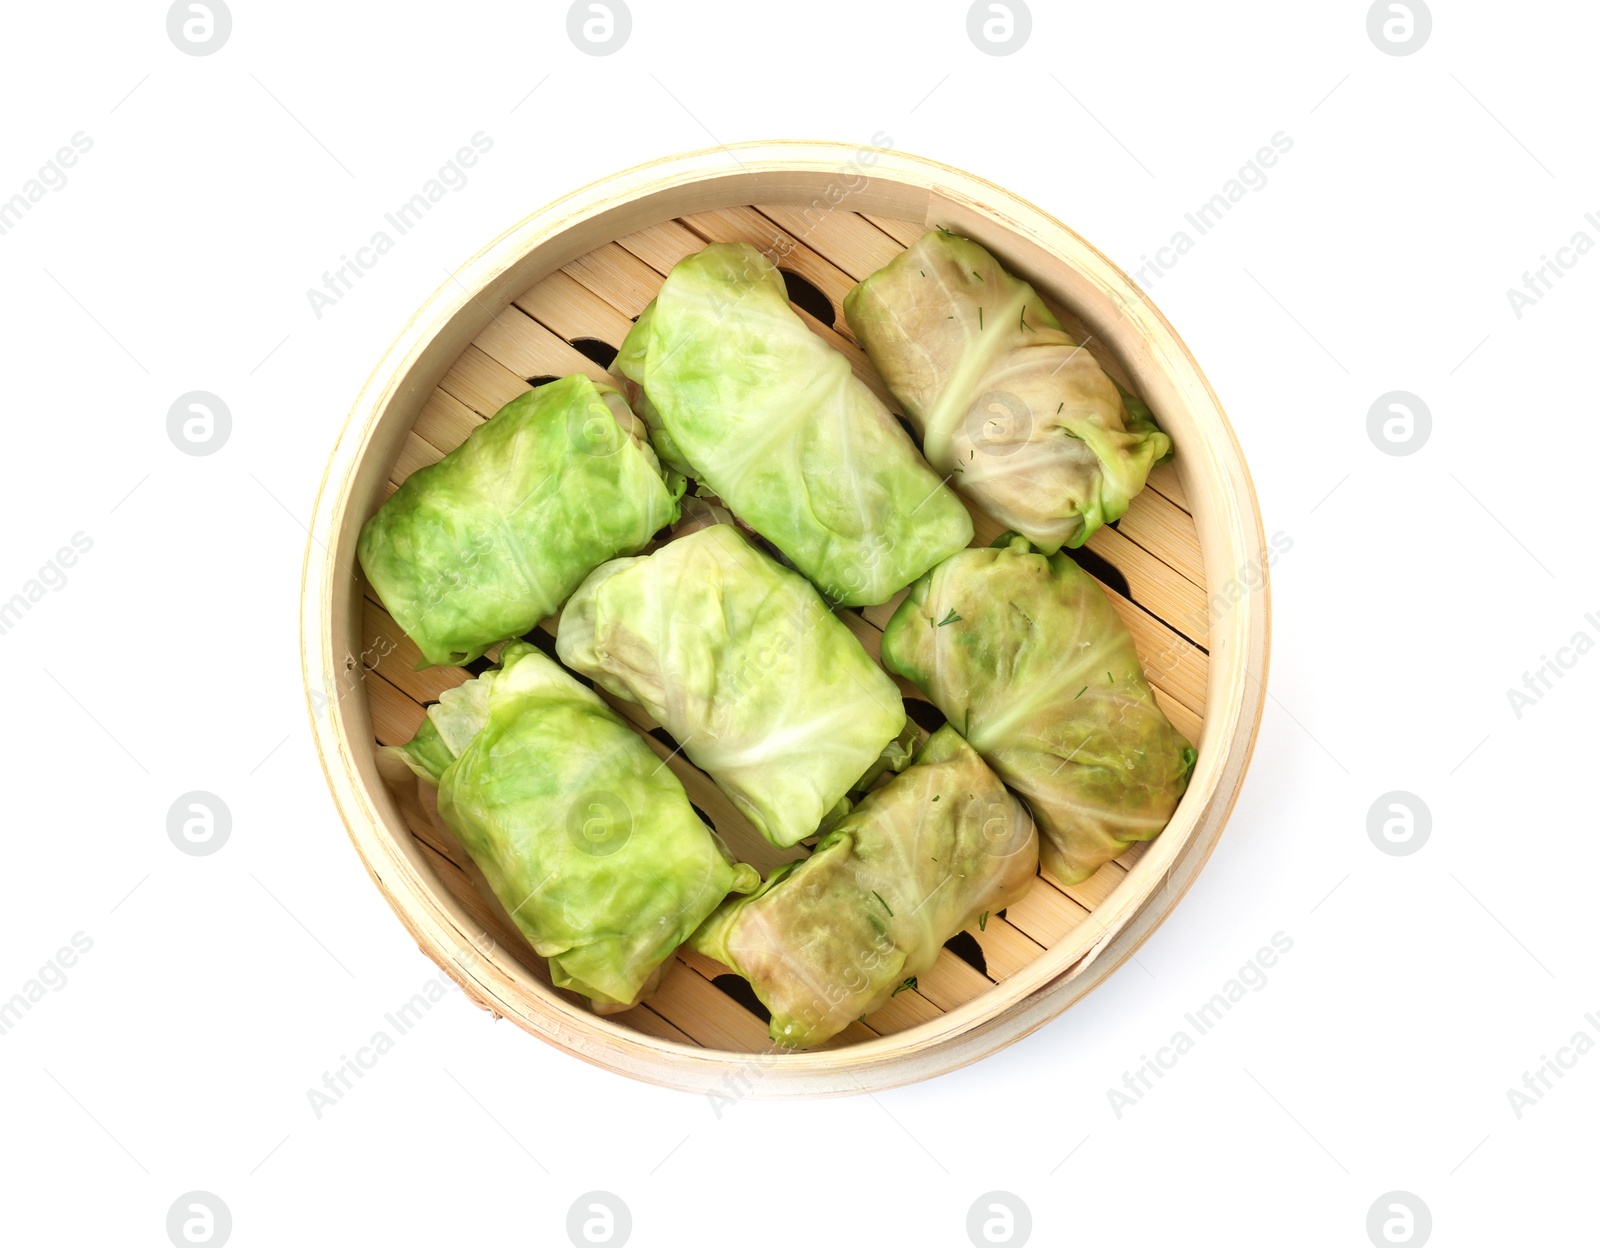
top-left (301, 141), bottom-right (1270, 1097)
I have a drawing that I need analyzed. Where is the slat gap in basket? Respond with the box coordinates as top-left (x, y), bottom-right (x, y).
top-left (750, 206), bottom-right (907, 282)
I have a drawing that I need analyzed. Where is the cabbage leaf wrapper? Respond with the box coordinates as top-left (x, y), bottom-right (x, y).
top-left (358, 374), bottom-right (682, 667)
top-left (381, 642), bottom-right (757, 1011)
top-left (613, 242), bottom-right (973, 606)
top-left (557, 524), bottom-right (909, 849)
top-left (690, 726), bottom-right (1037, 1048)
top-left (843, 230), bottom-right (1171, 552)
top-left (880, 537), bottom-right (1195, 886)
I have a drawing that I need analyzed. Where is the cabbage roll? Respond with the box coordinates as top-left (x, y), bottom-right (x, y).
top-left (557, 524), bottom-right (909, 849)
top-left (690, 726), bottom-right (1036, 1048)
top-left (613, 243), bottom-right (973, 606)
top-left (382, 642), bottom-right (758, 1010)
top-left (358, 374), bottom-right (682, 667)
top-left (880, 537), bottom-right (1195, 885)
top-left (843, 230), bottom-right (1171, 552)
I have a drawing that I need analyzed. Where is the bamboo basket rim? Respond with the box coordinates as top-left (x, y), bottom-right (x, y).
top-left (300, 140), bottom-right (1271, 1096)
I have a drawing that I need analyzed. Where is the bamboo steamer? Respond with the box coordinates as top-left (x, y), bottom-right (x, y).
top-left (300, 141), bottom-right (1270, 1096)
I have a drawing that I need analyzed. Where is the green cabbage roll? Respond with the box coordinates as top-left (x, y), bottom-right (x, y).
top-left (843, 230), bottom-right (1171, 552)
top-left (382, 642), bottom-right (758, 1010)
top-left (691, 726), bottom-right (1036, 1048)
top-left (613, 242), bottom-right (973, 606)
top-left (557, 523), bottom-right (909, 849)
top-left (358, 374), bottom-right (682, 667)
top-left (880, 536), bottom-right (1195, 886)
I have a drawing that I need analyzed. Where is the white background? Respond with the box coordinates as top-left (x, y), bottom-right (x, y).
top-left (1, 1), bottom-right (1594, 1244)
